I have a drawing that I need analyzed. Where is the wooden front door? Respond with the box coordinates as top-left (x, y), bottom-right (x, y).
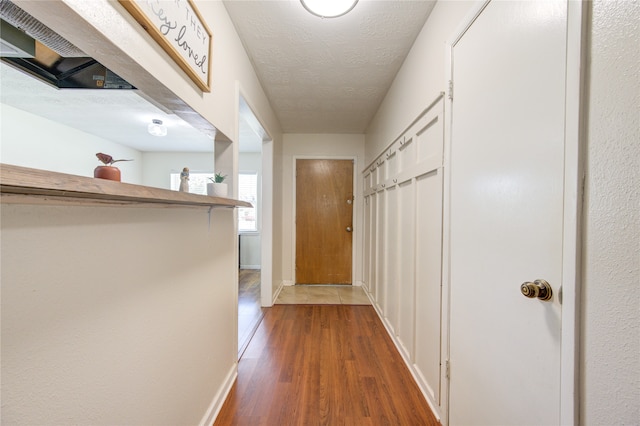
top-left (296, 159), bottom-right (353, 284)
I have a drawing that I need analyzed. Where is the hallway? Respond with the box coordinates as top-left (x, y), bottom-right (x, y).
top-left (215, 304), bottom-right (439, 425)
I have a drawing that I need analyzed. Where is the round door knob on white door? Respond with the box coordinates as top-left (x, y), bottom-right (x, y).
top-left (520, 279), bottom-right (553, 301)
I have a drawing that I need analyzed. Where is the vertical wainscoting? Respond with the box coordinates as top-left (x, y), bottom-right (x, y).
top-left (362, 94), bottom-right (445, 419)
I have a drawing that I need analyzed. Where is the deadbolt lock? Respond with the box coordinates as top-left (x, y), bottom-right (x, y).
top-left (520, 279), bottom-right (553, 301)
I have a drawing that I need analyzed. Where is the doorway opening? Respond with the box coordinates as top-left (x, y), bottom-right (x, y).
top-left (237, 94), bottom-right (272, 358)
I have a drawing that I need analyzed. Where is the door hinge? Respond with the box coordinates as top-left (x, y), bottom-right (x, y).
top-left (445, 359), bottom-right (450, 379)
top-left (448, 80), bottom-right (454, 100)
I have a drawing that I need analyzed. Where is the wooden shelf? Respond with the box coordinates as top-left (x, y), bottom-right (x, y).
top-left (0, 164), bottom-right (251, 208)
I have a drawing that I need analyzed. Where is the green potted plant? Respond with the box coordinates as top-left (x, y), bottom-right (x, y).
top-left (207, 172), bottom-right (228, 197)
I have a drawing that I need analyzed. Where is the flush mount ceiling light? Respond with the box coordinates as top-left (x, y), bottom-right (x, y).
top-left (300, 0), bottom-right (358, 18)
top-left (148, 119), bottom-right (167, 137)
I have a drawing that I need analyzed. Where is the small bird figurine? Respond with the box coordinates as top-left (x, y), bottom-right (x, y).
top-left (96, 152), bottom-right (133, 165)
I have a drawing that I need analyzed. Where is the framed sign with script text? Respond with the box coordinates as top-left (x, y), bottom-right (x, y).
top-left (118, 0), bottom-right (212, 92)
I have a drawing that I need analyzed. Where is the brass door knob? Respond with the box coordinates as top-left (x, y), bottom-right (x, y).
top-left (520, 279), bottom-right (553, 301)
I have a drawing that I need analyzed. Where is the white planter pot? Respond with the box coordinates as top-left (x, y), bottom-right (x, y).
top-left (207, 182), bottom-right (228, 197)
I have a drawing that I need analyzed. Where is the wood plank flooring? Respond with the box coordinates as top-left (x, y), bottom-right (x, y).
top-left (238, 269), bottom-right (265, 358)
top-left (215, 305), bottom-right (440, 425)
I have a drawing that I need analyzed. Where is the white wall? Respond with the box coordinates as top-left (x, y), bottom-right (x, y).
top-left (581, 0), bottom-right (640, 423)
top-left (1, 1), bottom-right (283, 424)
top-left (364, 1), bottom-right (474, 165)
top-left (141, 152), bottom-right (214, 189)
top-left (239, 152), bottom-right (262, 269)
top-left (0, 104), bottom-right (142, 183)
top-left (1, 204), bottom-right (237, 425)
top-left (140, 151), bottom-right (263, 269)
top-left (282, 134), bottom-right (365, 286)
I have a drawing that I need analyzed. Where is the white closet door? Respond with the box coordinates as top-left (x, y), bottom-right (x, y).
top-left (448, 1), bottom-right (568, 424)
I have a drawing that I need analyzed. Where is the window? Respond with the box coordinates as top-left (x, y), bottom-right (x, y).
top-left (238, 172), bottom-right (258, 232)
top-left (170, 171), bottom-right (258, 232)
top-left (170, 171), bottom-right (213, 195)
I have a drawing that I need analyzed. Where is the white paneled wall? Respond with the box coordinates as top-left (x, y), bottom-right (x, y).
top-left (414, 169), bottom-right (443, 405)
top-left (362, 94), bottom-right (445, 418)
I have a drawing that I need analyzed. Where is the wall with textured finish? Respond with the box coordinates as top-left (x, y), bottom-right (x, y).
top-left (366, 0), bottom-right (640, 422)
top-left (582, 0), bottom-right (640, 423)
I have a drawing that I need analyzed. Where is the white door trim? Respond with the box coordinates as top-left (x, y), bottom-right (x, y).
top-left (236, 88), bottom-right (275, 308)
top-left (260, 138), bottom-right (274, 306)
top-left (442, 5), bottom-right (489, 424)
top-left (443, 1), bottom-right (585, 425)
top-left (560, 2), bottom-right (588, 423)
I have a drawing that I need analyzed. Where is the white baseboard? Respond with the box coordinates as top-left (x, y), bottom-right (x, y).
top-left (199, 364), bottom-right (238, 426)
top-left (240, 265), bottom-right (261, 270)
top-left (354, 280), bottom-right (364, 287)
top-left (272, 281), bottom-right (285, 303)
top-left (282, 280), bottom-right (294, 286)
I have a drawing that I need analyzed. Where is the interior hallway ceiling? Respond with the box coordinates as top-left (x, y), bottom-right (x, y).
top-left (0, 1), bottom-right (436, 153)
top-left (223, 0), bottom-right (436, 134)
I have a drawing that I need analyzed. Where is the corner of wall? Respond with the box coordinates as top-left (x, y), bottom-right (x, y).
top-left (199, 365), bottom-right (238, 426)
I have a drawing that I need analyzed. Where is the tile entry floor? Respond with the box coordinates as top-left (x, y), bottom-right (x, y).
top-left (275, 285), bottom-right (371, 305)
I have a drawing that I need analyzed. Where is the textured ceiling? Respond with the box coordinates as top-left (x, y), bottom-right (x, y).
top-left (223, 0), bottom-right (436, 133)
top-left (0, 0), bottom-right (435, 154)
